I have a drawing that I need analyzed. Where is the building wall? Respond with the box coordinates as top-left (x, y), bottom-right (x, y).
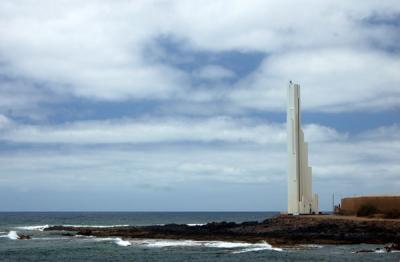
top-left (341, 196), bottom-right (400, 214)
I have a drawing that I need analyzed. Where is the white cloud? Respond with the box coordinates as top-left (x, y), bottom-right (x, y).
top-left (0, 115), bottom-right (399, 185)
top-left (164, 0), bottom-right (390, 52)
top-left (358, 124), bottom-right (400, 141)
top-left (0, 119), bottom-right (398, 199)
top-left (0, 0), bottom-right (189, 101)
top-left (0, 145), bottom-right (285, 191)
top-left (0, 116), bottom-right (286, 145)
top-left (0, 1), bottom-right (399, 210)
top-left (230, 48), bottom-right (400, 112)
top-left (0, 0), bottom-right (399, 112)
top-left (303, 124), bottom-right (348, 143)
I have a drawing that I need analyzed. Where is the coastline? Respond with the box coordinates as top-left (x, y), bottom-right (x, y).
top-left (44, 214), bottom-right (400, 247)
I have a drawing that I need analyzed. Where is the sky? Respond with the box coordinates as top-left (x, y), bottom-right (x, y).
top-left (0, 0), bottom-right (399, 211)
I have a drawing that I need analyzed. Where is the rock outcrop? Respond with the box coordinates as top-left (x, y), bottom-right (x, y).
top-left (45, 215), bottom-right (400, 246)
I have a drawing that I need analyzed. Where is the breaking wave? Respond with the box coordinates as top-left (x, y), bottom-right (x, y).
top-left (298, 244), bottom-right (324, 249)
top-left (31, 237), bottom-right (71, 241)
top-left (0, 231), bottom-right (20, 240)
top-left (77, 236), bottom-right (281, 252)
top-left (232, 242), bottom-right (283, 253)
top-left (15, 224), bottom-right (129, 231)
top-left (61, 224), bottom-right (130, 228)
top-left (16, 225), bottom-right (49, 231)
top-left (134, 239), bottom-right (200, 248)
top-left (129, 239), bottom-right (282, 252)
top-left (115, 238), bottom-right (131, 247)
top-left (80, 236), bottom-right (132, 247)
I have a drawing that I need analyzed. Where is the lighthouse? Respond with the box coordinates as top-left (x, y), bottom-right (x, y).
top-left (287, 82), bottom-right (318, 214)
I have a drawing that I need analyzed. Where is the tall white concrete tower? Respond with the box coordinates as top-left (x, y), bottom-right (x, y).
top-left (287, 82), bottom-right (318, 214)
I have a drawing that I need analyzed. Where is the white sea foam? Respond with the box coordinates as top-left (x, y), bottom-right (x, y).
top-left (81, 236), bottom-right (131, 247)
top-left (16, 224), bottom-right (130, 231)
top-left (186, 223), bottom-right (205, 226)
top-left (128, 239), bottom-right (282, 253)
top-left (233, 246), bottom-right (273, 253)
top-left (135, 239), bottom-right (201, 248)
top-left (204, 242), bottom-right (255, 248)
top-left (6, 231), bottom-right (19, 240)
top-left (79, 236), bottom-right (130, 247)
top-left (16, 225), bottom-right (49, 231)
top-left (31, 237), bottom-right (70, 241)
top-left (231, 242), bottom-right (282, 253)
top-left (115, 238), bottom-right (131, 247)
top-left (77, 236), bottom-right (281, 252)
top-left (298, 244), bottom-right (324, 249)
top-left (89, 237), bottom-right (115, 242)
top-left (62, 224), bottom-right (130, 228)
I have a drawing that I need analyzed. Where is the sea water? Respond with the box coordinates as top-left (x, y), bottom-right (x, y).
top-left (0, 212), bottom-right (398, 261)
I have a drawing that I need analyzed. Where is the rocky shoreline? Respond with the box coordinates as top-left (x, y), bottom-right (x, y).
top-left (44, 215), bottom-right (400, 247)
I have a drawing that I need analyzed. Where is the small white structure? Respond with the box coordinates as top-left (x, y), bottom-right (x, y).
top-left (287, 82), bottom-right (318, 214)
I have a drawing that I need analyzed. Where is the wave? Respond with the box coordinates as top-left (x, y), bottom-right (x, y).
top-left (16, 225), bottom-right (49, 231)
top-left (78, 236), bottom-right (131, 247)
top-left (62, 224), bottom-right (130, 228)
top-left (75, 236), bottom-right (281, 252)
top-left (134, 239), bottom-right (201, 248)
top-left (0, 231), bottom-right (20, 240)
top-left (298, 244), bottom-right (324, 249)
top-left (115, 238), bottom-right (131, 247)
top-left (373, 249), bottom-right (400, 253)
top-left (15, 224), bottom-right (130, 231)
top-left (15, 223), bottom-right (203, 231)
top-left (129, 239), bottom-right (282, 253)
top-left (231, 242), bottom-right (283, 253)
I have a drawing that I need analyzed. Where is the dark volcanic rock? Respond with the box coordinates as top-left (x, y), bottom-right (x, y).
top-left (18, 234), bottom-right (31, 240)
top-left (45, 215), bottom-right (400, 246)
top-left (385, 243), bottom-right (400, 252)
top-left (61, 233), bottom-right (76, 237)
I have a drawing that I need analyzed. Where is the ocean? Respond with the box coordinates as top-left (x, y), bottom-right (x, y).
top-left (0, 212), bottom-right (398, 261)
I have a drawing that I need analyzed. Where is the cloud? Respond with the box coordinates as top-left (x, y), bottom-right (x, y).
top-left (0, 119), bottom-right (398, 208)
top-left (0, 114), bottom-right (399, 185)
top-left (0, 0), bottom-right (399, 112)
top-left (163, 0), bottom-right (400, 52)
top-left (0, 145), bottom-right (285, 190)
top-left (358, 124), bottom-right (400, 141)
top-left (0, 1), bottom-right (399, 210)
top-left (0, 116), bottom-right (286, 145)
top-left (230, 48), bottom-right (400, 112)
top-left (0, 0), bottom-right (189, 101)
